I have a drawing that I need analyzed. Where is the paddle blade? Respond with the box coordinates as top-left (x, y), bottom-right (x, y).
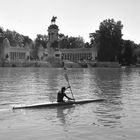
top-left (64, 73), bottom-right (69, 82)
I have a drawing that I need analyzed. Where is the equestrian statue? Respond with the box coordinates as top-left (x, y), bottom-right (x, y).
top-left (51, 16), bottom-right (57, 24)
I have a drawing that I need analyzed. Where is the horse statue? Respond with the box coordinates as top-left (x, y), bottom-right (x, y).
top-left (51, 16), bottom-right (57, 24)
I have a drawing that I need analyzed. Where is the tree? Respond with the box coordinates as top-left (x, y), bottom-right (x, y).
top-left (35, 34), bottom-right (48, 48)
top-left (0, 27), bottom-right (5, 43)
top-left (121, 40), bottom-right (137, 65)
top-left (5, 29), bottom-right (23, 47)
top-left (84, 42), bottom-right (90, 48)
top-left (59, 35), bottom-right (85, 49)
top-left (59, 35), bottom-right (69, 49)
top-left (22, 35), bottom-right (32, 45)
top-left (90, 19), bottom-right (123, 61)
top-left (33, 34), bottom-right (48, 59)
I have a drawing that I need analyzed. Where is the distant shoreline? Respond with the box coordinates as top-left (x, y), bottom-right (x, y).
top-left (0, 61), bottom-right (135, 68)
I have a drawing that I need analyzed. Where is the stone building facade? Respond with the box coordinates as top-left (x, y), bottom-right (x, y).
top-left (45, 20), bottom-right (97, 62)
top-left (61, 47), bottom-right (97, 62)
top-left (0, 38), bottom-right (31, 62)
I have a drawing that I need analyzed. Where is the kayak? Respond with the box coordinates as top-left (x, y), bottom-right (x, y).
top-left (12, 99), bottom-right (104, 109)
top-left (13, 99), bottom-right (104, 109)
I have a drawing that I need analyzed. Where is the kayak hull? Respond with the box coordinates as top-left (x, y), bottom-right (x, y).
top-left (12, 99), bottom-right (104, 109)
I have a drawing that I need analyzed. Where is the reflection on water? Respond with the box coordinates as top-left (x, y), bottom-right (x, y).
top-left (0, 67), bottom-right (140, 139)
top-left (93, 68), bottom-right (123, 127)
top-left (55, 105), bottom-right (76, 134)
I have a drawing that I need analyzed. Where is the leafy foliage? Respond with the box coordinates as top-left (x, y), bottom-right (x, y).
top-left (35, 34), bottom-right (48, 48)
top-left (59, 35), bottom-right (85, 49)
top-left (0, 27), bottom-right (5, 43)
top-left (121, 40), bottom-right (137, 65)
top-left (90, 19), bottom-right (123, 61)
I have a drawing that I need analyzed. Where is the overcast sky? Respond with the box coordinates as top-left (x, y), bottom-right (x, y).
top-left (0, 0), bottom-right (140, 43)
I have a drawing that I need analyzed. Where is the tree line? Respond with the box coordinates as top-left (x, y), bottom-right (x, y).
top-left (0, 27), bottom-right (32, 47)
top-left (0, 27), bottom-right (91, 49)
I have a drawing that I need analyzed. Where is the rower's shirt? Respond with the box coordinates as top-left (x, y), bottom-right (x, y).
top-left (57, 91), bottom-right (66, 102)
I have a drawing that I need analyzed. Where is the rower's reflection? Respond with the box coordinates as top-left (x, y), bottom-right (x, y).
top-left (56, 105), bottom-right (75, 126)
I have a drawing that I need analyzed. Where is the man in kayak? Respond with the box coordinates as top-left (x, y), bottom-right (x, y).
top-left (57, 86), bottom-right (74, 102)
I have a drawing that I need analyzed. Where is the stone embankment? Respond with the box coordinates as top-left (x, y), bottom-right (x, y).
top-left (0, 60), bottom-right (122, 68)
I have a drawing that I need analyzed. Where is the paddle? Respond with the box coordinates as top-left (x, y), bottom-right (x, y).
top-left (63, 66), bottom-right (75, 101)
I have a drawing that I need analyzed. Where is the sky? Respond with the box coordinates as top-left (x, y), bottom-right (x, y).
top-left (0, 0), bottom-right (140, 43)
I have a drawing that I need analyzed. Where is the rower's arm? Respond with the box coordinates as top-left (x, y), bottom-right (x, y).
top-left (64, 94), bottom-right (74, 100)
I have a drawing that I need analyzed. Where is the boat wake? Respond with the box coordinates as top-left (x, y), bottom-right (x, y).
top-left (0, 108), bottom-right (11, 112)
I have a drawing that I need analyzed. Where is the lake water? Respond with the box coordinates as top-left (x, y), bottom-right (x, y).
top-left (0, 67), bottom-right (140, 140)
